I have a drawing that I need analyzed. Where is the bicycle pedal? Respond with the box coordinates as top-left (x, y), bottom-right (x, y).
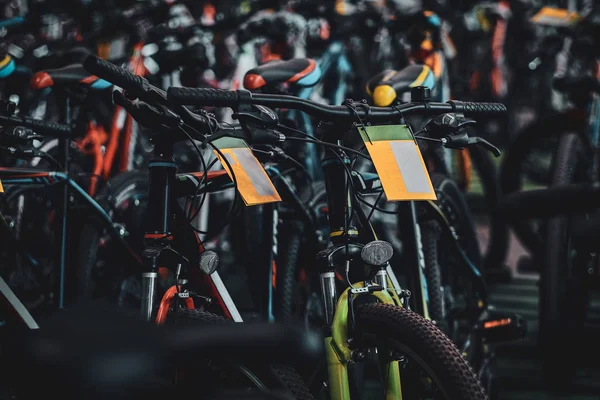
top-left (476, 310), bottom-right (526, 343)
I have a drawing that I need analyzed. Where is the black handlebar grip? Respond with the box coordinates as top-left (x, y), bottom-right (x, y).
top-left (167, 87), bottom-right (244, 108)
top-left (83, 56), bottom-right (147, 95)
top-left (23, 117), bottom-right (71, 139)
top-left (450, 101), bottom-right (507, 116)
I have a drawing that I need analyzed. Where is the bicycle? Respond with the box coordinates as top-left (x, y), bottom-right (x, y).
top-left (0, 99), bottom-right (141, 311)
top-left (496, 8), bottom-right (600, 386)
top-left (163, 80), bottom-right (514, 398)
top-left (81, 55), bottom-right (334, 398)
top-left (366, 61), bottom-right (509, 279)
top-left (0, 2), bottom-right (235, 308)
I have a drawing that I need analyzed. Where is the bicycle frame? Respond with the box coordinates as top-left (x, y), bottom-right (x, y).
top-left (101, 43), bottom-right (148, 187)
top-left (312, 109), bottom-right (493, 397)
top-left (26, 43), bottom-right (150, 198)
top-left (0, 167), bottom-right (142, 305)
top-left (0, 275), bottom-right (39, 329)
top-left (0, 168), bottom-right (139, 251)
top-left (138, 133), bottom-right (243, 323)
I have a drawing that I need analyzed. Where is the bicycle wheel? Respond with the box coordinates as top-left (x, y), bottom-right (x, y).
top-left (167, 308), bottom-right (315, 400)
top-left (76, 171), bottom-right (148, 302)
top-left (430, 174), bottom-right (482, 270)
top-left (540, 132), bottom-right (590, 386)
top-left (275, 219), bottom-right (304, 321)
top-left (275, 181), bottom-right (328, 322)
top-left (499, 113), bottom-right (584, 255)
top-left (0, 186), bottom-right (57, 309)
top-left (420, 174), bottom-right (483, 338)
top-left (326, 303), bottom-right (487, 399)
top-left (421, 220), bottom-right (445, 326)
top-left (236, 202), bottom-right (276, 316)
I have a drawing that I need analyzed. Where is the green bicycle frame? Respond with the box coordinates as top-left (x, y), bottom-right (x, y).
top-left (325, 281), bottom-right (404, 400)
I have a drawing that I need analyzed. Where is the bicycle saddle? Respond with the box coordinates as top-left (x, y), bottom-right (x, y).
top-left (244, 58), bottom-right (321, 90)
top-left (367, 64), bottom-right (435, 106)
top-left (0, 54), bottom-right (15, 78)
top-left (36, 46), bottom-right (92, 70)
top-left (553, 75), bottom-right (600, 95)
top-left (30, 64), bottom-right (112, 90)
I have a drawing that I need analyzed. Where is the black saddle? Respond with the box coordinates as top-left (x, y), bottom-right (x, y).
top-left (366, 64), bottom-right (435, 106)
top-left (553, 75), bottom-right (600, 95)
top-left (30, 64), bottom-right (112, 90)
top-left (244, 58), bottom-right (321, 90)
top-left (36, 46), bottom-right (93, 71)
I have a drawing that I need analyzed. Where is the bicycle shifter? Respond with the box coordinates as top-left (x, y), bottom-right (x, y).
top-left (423, 112), bottom-right (476, 136)
top-left (233, 104), bottom-right (279, 128)
top-left (422, 113), bottom-right (501, 157)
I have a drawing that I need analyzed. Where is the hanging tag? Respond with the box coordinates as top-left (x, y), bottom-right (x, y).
top-left (212, 137), bottom-right (281, 206)
top-left (0, 179), bottom-right (4, 193)
top-left (530, 7), bottom-right (581, 27)
top-left (359, 125), bottom-right (436, 201)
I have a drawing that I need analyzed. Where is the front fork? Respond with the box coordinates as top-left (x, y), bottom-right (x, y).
top-left (318, 240), bottom-right (407, 399)
top-left (320, 270), bottom-right (405, 400)
top-left (140, 136), bottom-right (178, 321)
top-left (141, 274), bottom-right (158, 321)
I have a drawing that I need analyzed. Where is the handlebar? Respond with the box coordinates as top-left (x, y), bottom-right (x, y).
top-left (166, 87), bottom-right (507, 122)
top-left (83, 55), bottom-right (156, 100)
top-left (83, 56), bottom-right (218, 134)
top-left (0, 115), bottom-right (71, 139)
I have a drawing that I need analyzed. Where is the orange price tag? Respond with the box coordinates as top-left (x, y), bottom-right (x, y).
top-left (530, 7), bottom-right (581, 27)
top-left (360, 125), bottom-right (436, 201)
top-left (213, 137), bottom-right (281, 206)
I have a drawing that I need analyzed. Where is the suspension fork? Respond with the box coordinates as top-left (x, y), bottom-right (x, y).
top-left (140, 135), bottom-right (177, 321)
top-left (326, 282), bottom-right (404, 400)
top-left (317, 123), bottom-right (355, 323)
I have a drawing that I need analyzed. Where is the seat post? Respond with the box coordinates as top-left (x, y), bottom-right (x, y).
top-left (55, 90), bottom-right (70, 309)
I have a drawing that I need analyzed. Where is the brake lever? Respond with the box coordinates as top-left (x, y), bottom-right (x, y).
top-left (3, 126), bottom-right (43, 142)
top-left (443, 131), bottom-right (501, 157)
top-left (113, 91), bottom-right (181, 130)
